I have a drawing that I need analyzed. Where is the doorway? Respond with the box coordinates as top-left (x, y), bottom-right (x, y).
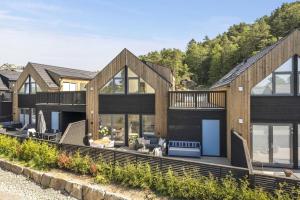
top-left (202, 119), bottom-right (220, 156)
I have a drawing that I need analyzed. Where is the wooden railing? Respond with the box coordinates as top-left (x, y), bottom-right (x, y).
top-left (36, 91), bottom-right (86, 105)
top-left (169, 91), bottom-right (226, 109)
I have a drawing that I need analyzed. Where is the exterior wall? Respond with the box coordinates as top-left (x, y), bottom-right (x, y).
top-left (218, 30), bottom-right (300, 160)
top-left (86, 49), bottom-right (173, 139)
top-left (60, 78), bottom-right (89, 91)
top-left (13, 63), bottom-right (58, 122)
top-left (168, 109), bottom-right (227, 157)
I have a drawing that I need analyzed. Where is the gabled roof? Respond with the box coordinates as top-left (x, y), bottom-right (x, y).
top-left (0, 70), bottom-right (21, 81)
top-left (0, 78), bottom-right (8, 91)
top-left (211, 29), bottom-right (299, 89)
top-left (29, 62), bottom-right (97, 89)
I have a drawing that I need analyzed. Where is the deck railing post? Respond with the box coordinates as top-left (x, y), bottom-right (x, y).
top-left (194, 92), bottom-right (197, 108)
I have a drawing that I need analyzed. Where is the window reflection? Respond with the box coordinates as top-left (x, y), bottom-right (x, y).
top-left (252, 125), bottom-right (269, 163)
top-left (251, 58), bottom-right (293, 95)
top-left (19, 76), bottom-right (41, 94)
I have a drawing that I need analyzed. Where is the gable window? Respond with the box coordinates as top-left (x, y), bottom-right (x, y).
top-left (251, 58), bottom-right (293, 95)
top-left (100, 67), bottom-right (154, 94)
top-left (19, 76), bottom-right (41, 94)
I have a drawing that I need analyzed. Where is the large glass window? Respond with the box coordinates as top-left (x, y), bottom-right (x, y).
top-left (19, 108), bottom-right (36, 126)
top-left (99, 114), bottom-right (125, 146)
top-left (19, 76), bottom-right (41, 94)
top-left (100, 67), bottom-right (154, 94)
top-left (51, 111), bottom-right (60, 132)
top-left (252, 125), bottom-right (269, 163)
top-left (272, 125), bottom-right (292, 164)
top-left (251, 58), bottom-right (293, 95)
top-left (142, 115), bottom-right (155, 136)
top-left (251, 123), bottom-right (293, 165)
top-left (128, 115), bottom-right (140, 145)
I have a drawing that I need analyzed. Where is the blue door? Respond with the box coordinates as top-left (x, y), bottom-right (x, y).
top-left (51, 112), bottom-right (60, 132)
top-left (202, 120), bottom-right (220, 156)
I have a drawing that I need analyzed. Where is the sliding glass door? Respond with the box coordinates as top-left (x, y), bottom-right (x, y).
top-left (252, 124), bottom-right (292, 166)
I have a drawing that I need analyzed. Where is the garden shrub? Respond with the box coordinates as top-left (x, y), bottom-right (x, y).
top-left (57, 152), bottom-right (71, 169)
top-left (0, 135), bottom-right (20, 159)
top-left (2, 135), bottom-right (300, 199)
top-left (69, 151), bottom-right (91, 174)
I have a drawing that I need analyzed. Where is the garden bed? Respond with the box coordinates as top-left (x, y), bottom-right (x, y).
top-left (0, 134), bottom-right (299, 200)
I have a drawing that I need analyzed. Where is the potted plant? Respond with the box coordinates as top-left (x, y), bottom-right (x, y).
top-left (98, 126), bottom-right (110, 139)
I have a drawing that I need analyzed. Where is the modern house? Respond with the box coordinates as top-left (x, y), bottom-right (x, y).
top-left (13, 62), bottom-right (96, 133)
top-left (212, 29), bottom-right (300, 168)
top-left (86, 49), bottom-right (175, 146)
top-left (0, 69), bottom-right (21, 122)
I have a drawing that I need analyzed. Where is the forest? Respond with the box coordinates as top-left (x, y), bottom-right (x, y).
top-left (140, 2), bottom-right (300, 88)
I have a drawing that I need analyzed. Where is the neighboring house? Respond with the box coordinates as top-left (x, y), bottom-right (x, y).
top-left (0, 69), bottom-right (21, 122)
top-left (86, 49), bottom-right (175, 146)
top-left (13, 62), bottom-right (96, 133)
top-left (212, 29), bottom-right (300, 168)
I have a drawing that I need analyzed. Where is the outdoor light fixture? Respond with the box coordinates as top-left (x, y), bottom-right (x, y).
top-left (238, 86), bottom-right (243, 92)
top-left (238, 118), bottom-right (244, 124)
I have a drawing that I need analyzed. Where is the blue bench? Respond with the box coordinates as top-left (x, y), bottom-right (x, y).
top-left (168, 140), bottom-right (201, 158)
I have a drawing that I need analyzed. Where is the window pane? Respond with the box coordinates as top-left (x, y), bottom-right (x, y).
top-left (128, 78), bottom-right (139, 93)
top-left (128, 115), bottom-right (140, 145)
top-left (275, 74), bottom-right (291, 94)
top-left (70, 83), bottom-right (76, 91)
top-left (251, 74), bottom-right (272, 95)
top-left (140, 79), bottom-right (155, 94)
top-left (275, 58), bottom-right (292, 72)
top-left (114, 78), bottom-right (125, 94)
top-left (252, 125), bottom-right (269, 163)
top-left (31, 108), bottom-right (36, 125)
top-left (112, 115), bottom-right (125, 146)
top-left (115, 69), bottom-right (125, 78)
top-left (100, 80), bottom-right (114, 94)
top-left (273, 125), bottom-right (292, 164)
top-left (128, 68), bottom-right (138, 78)
top-left (142, 115), bottom-right (155, 136)
top-left (63, 83), bottom-right (70, 91)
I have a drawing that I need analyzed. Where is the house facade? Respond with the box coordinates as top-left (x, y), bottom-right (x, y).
top-left (0, 70), bottom-right (21, 122)
top-left (212, 29), bottom-right (300, 168)
top-left (13, 62), bottom-right (95, 133)
top-left (86, 49), bottom-right (175, 146)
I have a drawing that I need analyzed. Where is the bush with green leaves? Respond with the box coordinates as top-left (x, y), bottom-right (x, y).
top-left (1, 135), bottom-right (300, 199)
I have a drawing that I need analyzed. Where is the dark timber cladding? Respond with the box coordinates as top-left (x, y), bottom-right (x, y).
top-left (99, 94), bottom-right (155, 114)
top-left (18, 94), bottom-right (36, 108)
top-left (168, 109), bottom-right (227, 157)
top-left (251, 96), bottom-right (300, 122)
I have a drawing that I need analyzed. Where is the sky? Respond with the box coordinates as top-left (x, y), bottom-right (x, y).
top-left (0, 0), bottom-right (296, 71)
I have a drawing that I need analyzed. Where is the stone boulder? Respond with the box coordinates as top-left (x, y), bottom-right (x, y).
top-left (82, 185), bottom-right (105, 200)
top-left (41, 174), bottom-right (53, 188)
top-left (49, 177), bottom-right (67, 191)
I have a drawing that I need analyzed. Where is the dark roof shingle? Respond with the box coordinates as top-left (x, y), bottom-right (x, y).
top-left (0, 70), bottom-right (21, 81)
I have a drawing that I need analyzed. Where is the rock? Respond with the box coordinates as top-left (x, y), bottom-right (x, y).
top-left (30, 170), bottom-right (43, 184)
top-left (41, 174), bottom-right (52, 188)
top-left (10, 163), bottom-right (23, 175)
top-left (82, 185), bottom-right (105, 200)
top-left (65, 181), bottom-right (73, 194)
top-left (49, 177), bottom-right (67, 191)
top-left (105, 192), bottom-right (129, 200)
top-left (22, 167), bottom-right (31, 178)
top-left (69, 183), bottom-right (83, 200)
top-left (0, 160), bottom-right (5, 169)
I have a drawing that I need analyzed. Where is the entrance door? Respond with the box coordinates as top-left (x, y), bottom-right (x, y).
top-left (51, 112), bottom-right (60, 132)
top-left (202, 120), bottom-right (220, 156)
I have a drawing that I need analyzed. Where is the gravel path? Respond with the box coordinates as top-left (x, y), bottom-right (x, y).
top-left (0, 168), bottom-right (76, 200)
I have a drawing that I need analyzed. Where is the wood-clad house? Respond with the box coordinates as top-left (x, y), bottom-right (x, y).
top-left (86, 49), bottom-right (175, 146)
top-left (0, 70), bottom-right (21, 122)
top-left (13, 62), bottom-right (96, 133)
top-left (212, 29), bottom-right (300, 168)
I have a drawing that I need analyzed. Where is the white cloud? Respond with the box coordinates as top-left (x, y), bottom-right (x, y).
top-left (0, 27), bottom-right (185, 71)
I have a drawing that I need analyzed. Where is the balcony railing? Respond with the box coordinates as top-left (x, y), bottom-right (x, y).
top-left (169, 90), bottom-right (226, 109)
top-left (36, 91), bottom-right (86, 105)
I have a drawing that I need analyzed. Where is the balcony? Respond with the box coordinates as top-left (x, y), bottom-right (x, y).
top-left (169, 91), bottom-right (226, 109)
top-left (36, 91), bottom-right (86, 105)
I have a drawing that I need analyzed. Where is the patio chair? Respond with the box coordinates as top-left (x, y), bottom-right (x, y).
top-left (16, 124), bottom-right (28, 135)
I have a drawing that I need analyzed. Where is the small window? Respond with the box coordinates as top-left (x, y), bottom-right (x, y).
top-left (100, 69), bottom-right (125, 94)
top-left (62, 82), bottom-right (77, 91)
top-left (18, 76), bottom-right (41, 94)
top-left (274, 74), bottom-right (291, 94)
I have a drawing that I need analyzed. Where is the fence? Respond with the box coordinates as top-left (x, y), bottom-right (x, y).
top-left (35, 91), bottom-right (86, 105)
top-left (169, 90), bottom-right (226, 109)
top-left (4, 133), bottom-right (300, 193)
